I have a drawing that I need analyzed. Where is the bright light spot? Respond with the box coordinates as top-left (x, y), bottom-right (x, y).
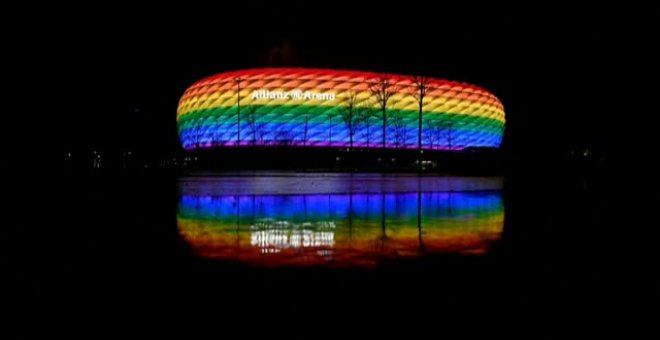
top-left (250, 222), bottom-right (335, 249)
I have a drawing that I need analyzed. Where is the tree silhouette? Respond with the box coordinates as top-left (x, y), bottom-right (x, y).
top-left (301, 114), bottom-right (310, 146)
top-left (339, 91), bottom-right (362, 151)
top-left (409, 76), bottom-right (431, 169)
top-left (424, 120), bottom-right (442, 150)
top-left (244, 105), bottom-right (261, 146)
top-left (369, 76), bottom-right (399, 149)
top-left (256, 121), bottom-right (267, 145)
top-left (357, 107), bottom-right (379, 148)
top-left (442, 119), bottom-right (456, 150)
top-left (234, 77), bottom-right (243, 146)
top-left (328, 111), bottom-right (334, 146)
top-left (389, 110), bottom-right (408, 148)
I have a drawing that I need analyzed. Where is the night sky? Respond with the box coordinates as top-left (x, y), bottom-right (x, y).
top-left (8, 2), bottom-right (657, 171)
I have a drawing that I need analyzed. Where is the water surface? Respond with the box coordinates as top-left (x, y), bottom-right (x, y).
top-left (177, 174), bottom-right (504, 266)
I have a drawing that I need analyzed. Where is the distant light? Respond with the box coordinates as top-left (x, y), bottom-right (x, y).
top-left (128, 152), bottom-right (132, 155)
top-left (336, 157), bottom-right (340, 161)
top-left (67, 153), bottom-right (71, 158)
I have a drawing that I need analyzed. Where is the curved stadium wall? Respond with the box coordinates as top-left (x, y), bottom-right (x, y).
top-left (177, 68), bottom-right (505, 151)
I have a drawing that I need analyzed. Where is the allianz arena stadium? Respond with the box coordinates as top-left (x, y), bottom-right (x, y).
top-left (176, 68), bottom-right (505, 151)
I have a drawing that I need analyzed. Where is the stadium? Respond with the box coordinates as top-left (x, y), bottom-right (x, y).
top-left (176, 68), bottom-right (505, 152)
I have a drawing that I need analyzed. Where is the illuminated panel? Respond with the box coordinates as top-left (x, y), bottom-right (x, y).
top-left (177, 191), bottom-right (504, 267)
top-left (176, 68), bottom-right (505, 150)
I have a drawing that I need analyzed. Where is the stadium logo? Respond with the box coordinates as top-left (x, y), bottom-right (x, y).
top-left (251, 89), bottom-right (336, 101)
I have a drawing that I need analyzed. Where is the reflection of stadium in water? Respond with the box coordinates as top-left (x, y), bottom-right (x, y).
top-left (249, 219), bottom-right (336, 250)
top-left (177, 186), bottom-right (504, 267)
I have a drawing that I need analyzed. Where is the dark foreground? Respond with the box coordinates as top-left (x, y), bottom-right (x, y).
top-left (7, 171), bottom-right (657, 339)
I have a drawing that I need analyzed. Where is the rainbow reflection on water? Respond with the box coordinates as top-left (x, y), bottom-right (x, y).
top-left (177, 176), bottom-right (504, 267)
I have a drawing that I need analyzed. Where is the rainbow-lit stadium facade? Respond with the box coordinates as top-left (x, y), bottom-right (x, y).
top-left (177, 68), bottom-right (505, 151)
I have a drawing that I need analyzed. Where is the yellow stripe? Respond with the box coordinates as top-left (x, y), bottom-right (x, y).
top-left (178, 89), bottom-right (505, 122)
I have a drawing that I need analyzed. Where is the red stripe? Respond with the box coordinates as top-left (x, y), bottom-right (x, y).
top-left (181, 68), bottom-right (503, 109)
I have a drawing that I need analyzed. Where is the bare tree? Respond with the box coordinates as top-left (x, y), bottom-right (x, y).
top-left (442, 119), bottom-right (456, 150)
top-left (244, 105), bottom-right (260, 146)
top-left (328, 112), bottom-right (334, 146)
top-left (362, 117), bottom-right (372, 148)
top-left (256, 121), bottom-right (267, 145)
top-left (357, 107), bottom-right (379, 148)
top-left (234, 77), bottom-right (243, 145)
top-left (424, 120), bottom-right (443, 150)
top-left (389, 110), bottom-right (408, 148)
top-left (339, 92), bottom-right (361, 151)
top-left (369, 76), bottom-right (399, 149)
top-left (408, 76), bottom-right (431, 168)
top-left (301, 114), bottom-right (310, 146)
top-left (423, 120), bottom-right (436, 150)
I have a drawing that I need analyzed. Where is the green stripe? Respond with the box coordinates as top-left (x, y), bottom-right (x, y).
top-left (177, 105), bottom-right (504, 134)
